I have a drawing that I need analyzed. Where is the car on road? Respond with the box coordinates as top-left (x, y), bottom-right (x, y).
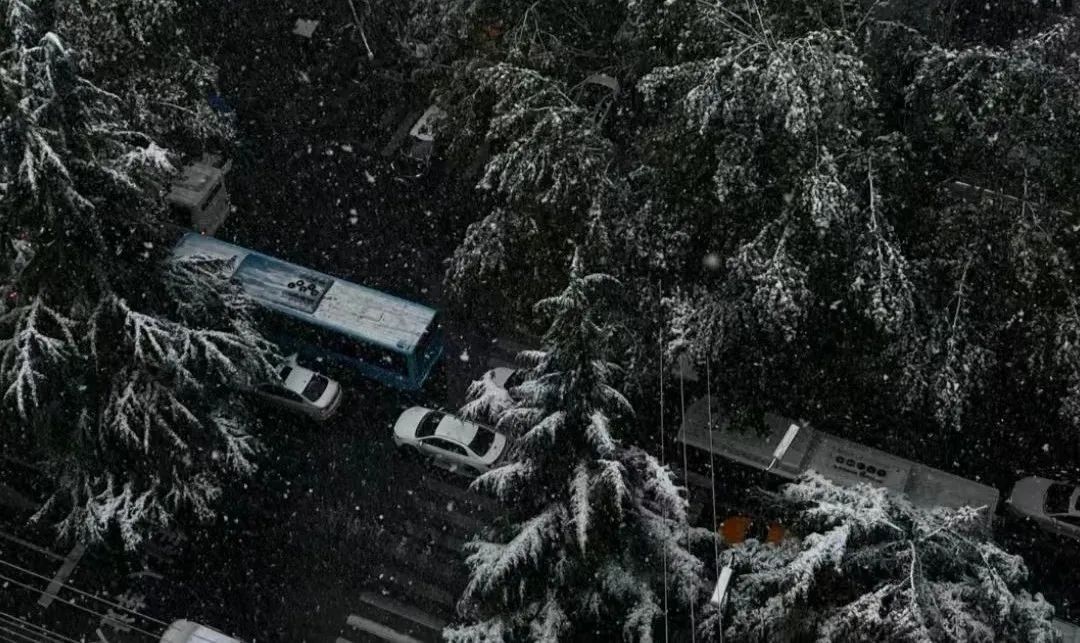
top-left (161, 620), bottom-right (243, 643)
top-left (251, 354), bottom-right (342, 421)
top-left (392, 105), bottom-right (446, 180)
top-left (1006, 476), bottom-right (1080, 539)
top-left (393, 406), bottom-right (508, 476)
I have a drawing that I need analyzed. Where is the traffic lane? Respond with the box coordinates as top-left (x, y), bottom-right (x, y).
top-left (129, 379), bottom-right (461, 642)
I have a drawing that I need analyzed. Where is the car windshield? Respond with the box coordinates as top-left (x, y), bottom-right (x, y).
top-left (302, 374), bottom-right (328, 402)
top-left (468, 427), bottom-right (496, 455)
top-left (417, 411), bottom-right (443, 438)
top-left (278, 365), bottom-right (293, 381)
top-left (1044, 482), bottom-right (1074, 514)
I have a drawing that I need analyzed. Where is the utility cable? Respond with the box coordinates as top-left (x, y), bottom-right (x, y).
top-left (0, 612), bottom-right (77, 643)
top-left (679, 358), bottom-right (697, 642)
top-left (0, 571), bottom-right (159, 640)
top-left (706, 358), bottom-right (721, 580)
top-left (0, 621), bottom-right (51, 643)
top-left (0, 556), bottom-right (171, 628)
top-left (658, 328), bottom-right (670, 643)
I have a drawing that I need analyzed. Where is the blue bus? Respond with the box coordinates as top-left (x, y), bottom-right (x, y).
top-left (172, 233), bottom-right (443, 390)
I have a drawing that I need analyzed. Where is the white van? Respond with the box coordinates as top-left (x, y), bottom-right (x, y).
top-left (160, 620), bottom-right (243, 643)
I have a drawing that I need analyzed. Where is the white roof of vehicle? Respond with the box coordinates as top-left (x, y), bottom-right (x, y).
top-left (160, 620), bottom-right (242, 643)
top-left (171, 233), bottom-right (437, 351)
top-left (279, 357), bottom-right (318, 392)
top-left (435, 415), bottom-right (480, 445)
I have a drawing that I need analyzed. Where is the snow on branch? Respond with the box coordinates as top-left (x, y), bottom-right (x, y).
top-left (472, 460), bottom-right (537, 502)
top-left (724, 474), bottom-right (1057, 641)
top-left (460, 506), bottom-right (565, 604)
top-left (461, 368), bottom-right (515, 423)
top-left (0, 296), bottom-right (76, 418)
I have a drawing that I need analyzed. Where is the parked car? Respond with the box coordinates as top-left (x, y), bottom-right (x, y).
top-left (160, 620), bottom-right (243, 643)
top-left (251, 354), bottom-right (342, 421)
top-left (1006, 476), bottom-right (1080, 539)
top-left (392, 105), bottom-right (446, 180)
top-left (393, 406), bottom-right (508, 475)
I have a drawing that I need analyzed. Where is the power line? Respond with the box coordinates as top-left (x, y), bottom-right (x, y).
top-left (0, 532), bottom-right (64, 563)
top-left (0, 571), bottom-right (160, 640)
top-left (0, 612), bottom-right (77, 643)
top-left (706, 359), bottom-right (721, 582)
top-left (0, 555), bottom-right (171, 628)
top-left (679, 358), bottom-right (696, 642)
top-left (657, 327), bottom-right (669, 643)
top-left (0, 613), bottom-right (64, 643)
top-left (0, 621), bottom-right (50, 643)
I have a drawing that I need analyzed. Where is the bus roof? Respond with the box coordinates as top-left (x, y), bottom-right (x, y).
top-left (172, 233), bottom-right (438, 353)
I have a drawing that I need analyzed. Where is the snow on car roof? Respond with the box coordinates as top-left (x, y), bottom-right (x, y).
top-left (171, 233), bottom-right (438, 352)
top-left (160, 620), bottom-right (242, 643)
top-left (435, 415), bottom-right (479, 444)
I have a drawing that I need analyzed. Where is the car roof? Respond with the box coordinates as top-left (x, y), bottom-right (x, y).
top-left (434, 414), bottom-right (479, 444)
top-left (161, 620), bottom-right (242, 643)
top-left (278, 358), bottom-right (317, 393)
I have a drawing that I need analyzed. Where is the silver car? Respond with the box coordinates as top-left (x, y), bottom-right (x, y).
top-left (251, 355), bottom-right (343, 421)
top-left (392, 406), bottom-right (508, 476)
top-left (1006, 476), bottom-right (1080, 539)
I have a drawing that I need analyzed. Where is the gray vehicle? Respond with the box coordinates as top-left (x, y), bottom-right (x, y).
top-left (1007, 476), bottom-right (1080, 540)
top-left (160, 620), bottom-right (243, 643)
top-left (393, 406), bottom-right (508, 476)
top-left (251, 354), bottom-right (343, 421)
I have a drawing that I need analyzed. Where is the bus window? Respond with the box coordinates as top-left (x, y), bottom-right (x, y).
top-left (263, 315), bottom-right (407, 378)
top-left (331, 334), bottom-right (408, 376)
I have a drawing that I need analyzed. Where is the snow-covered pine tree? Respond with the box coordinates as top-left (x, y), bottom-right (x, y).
top-left (52, 0), bottom-right (233, 148)
top-left (419, 0), bottom-right (1080, 471)
top-left (0, 1), bottom-right (278, 548)
top-left (448, 250), bottom-right (710, 641)
top-left (705, 473), bottom-right (1057, 642)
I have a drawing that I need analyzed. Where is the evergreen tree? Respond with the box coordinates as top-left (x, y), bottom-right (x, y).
top-left (415, 0), bottom-right (1080, 467)
top-left (449, 251), bottom-right (709, 641)
top-left (706, 473), bottom-right (1058, 642)
top-left (0, 1), bottom-right (277, 548)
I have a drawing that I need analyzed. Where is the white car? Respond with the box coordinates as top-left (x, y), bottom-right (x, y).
top-left (161, 620), bottom-right (243, 643)
top-left (251, 355), bottom-right (342, 421)
top-left (393, 406), bottom-right (508, 475)
top-left (1006, 476), bottom-right (1080, 539)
